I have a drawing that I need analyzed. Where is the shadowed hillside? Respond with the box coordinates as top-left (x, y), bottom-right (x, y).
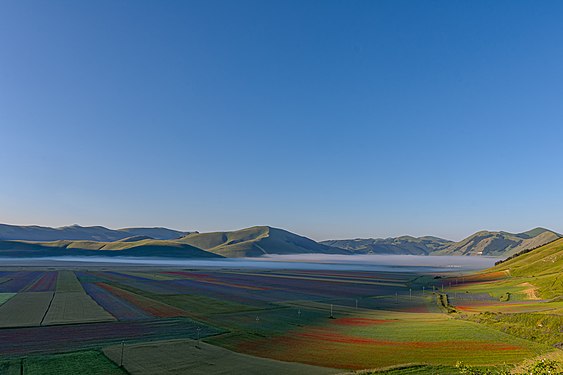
top-left (321, 236), bottom-right (452, 255)
top-left (179, 226), bottom-right (351, 257)
top-left (323, 228), bottom-right (560, 257)
top-left (0, 239), bottom-right (221, 258)
top-left (0, 224), bottom-right (190, 242)
top-left (435, 228), bottom-right (561, 256)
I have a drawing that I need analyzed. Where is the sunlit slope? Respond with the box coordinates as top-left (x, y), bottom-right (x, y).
top-left (179, 226), bottom-right (351, 257)
top-left (489, 238), bottom-right (563, 299)
top-left (0, 239), bottom-right (222, 258)
top-left (322, 228), bottom-right (560, 256)
top-left (436, 228), bottom-right (560, 257)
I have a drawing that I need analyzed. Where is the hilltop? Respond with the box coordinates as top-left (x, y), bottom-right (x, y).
top-left (0, 224), bottom-right (190, 242)
top-left (178, 226), bottom-right (350, 257)
top-left (323, 228), bottom-right (561, 257)
top-left (0, 225), bottom-right (349, 258)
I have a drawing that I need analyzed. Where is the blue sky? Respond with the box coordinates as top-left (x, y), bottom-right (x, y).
top-left (1, 1), bottom-right (563, 241)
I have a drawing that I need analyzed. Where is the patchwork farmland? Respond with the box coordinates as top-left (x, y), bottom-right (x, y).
top-left (0, 265), bottom-right (559, 374)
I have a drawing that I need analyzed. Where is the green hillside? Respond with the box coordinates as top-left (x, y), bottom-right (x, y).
top-left (0, 239), bottom-right (222, 258)
top-left (179, 226), bottom-right (350, 257)
top-left (489, 238), bottom-right (563, 299)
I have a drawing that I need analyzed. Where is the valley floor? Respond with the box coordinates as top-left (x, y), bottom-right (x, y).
top-left (0, 262), bottom-right (560, 374)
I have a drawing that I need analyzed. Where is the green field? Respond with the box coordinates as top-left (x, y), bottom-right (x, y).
top-left (0, 351), bottom-right (126, 375)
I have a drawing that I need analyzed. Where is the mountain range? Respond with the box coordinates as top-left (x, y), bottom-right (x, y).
top-left (0, 223), bottom-right (189, 242)
top-left (321, 227), bottom-right (561, 257)
top-left (178, 226), bottom-right (348, 257)
top-left (0, 223), bottom-right (559, 259)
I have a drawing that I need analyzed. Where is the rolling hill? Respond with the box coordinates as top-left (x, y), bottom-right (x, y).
top-left (435, 228), bottom-right (561, 256)
top-left (178, 226), bottom-right (351, 257)
top-left (0, 238), bottom-right (221, 258)
top-left (321, 236), bottom-right (452, 255)
top-left (488, 237), bottom-right (563, 299)
top-left (323, 228), bottom-right (561, 257)
top-left (0, 224), bottom-right (190, 242)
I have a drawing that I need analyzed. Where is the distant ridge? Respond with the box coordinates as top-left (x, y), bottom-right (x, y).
top-left (0, 223), bottom-right (559, 259)
top-left (322, 228), bottom-right (561, 257)
top-left (0, 238), bottom-right (221, 258)
top-left (179, 226), bottom-right (351, 257)
top-left (321, 236), bottom-right (452, 255)
top-left (0, 224), bottom-right (190, 242)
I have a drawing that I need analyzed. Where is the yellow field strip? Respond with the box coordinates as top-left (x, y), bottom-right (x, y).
top-left (42, 291), bottom-right (115, 325)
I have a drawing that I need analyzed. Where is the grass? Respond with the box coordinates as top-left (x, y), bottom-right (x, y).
top-left (0, 293), bottom-right (15, 306)
top-left (464, 312), bottom-right (563, 346)
top-left (0, 266), bottom-right (559, 372)
top-left (349, 364), bottom-right (464, 374)
top-left (22, 351), bottom-right (125, 375)
top-left (42, 291), bottom-right (116, 325)
top-left (209, 306), bottom-right (548, 369)
top-left (103, 339), bottom-right (337, 375)
top-left (41, 270), bottom-right (115, 325)
top-left (489, 238), bottom-right (563, 299)
top-left (56, 271), bottom-right (84, 293)
top-left (0, 292), bottom-right (53, 327)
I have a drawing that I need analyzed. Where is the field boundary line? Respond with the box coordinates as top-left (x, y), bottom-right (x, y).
top-left (40, 292), bottom-right (56, 326)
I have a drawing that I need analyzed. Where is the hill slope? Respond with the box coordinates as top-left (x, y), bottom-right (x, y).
top-left (435, 228), bottom-right (560, 256)
top-left (0, 224), bottom-right (190, 242)
top-left (323, 228), bottom-right (560, 257)
top-left (0, 239), bottom-right (221, 258)
top-left (488, 238), bottom-right (563, 299)
top-left (179, 226), bottom-right (351, 257)
top-left (321, 236), bottom-right (452, 255)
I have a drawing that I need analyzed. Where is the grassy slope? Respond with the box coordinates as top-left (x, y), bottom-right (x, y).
top-left (435, 228), bottom-right (560, 257)
top-left (489, 238), bottom-right (563, 299)
top-left (321, 236), bottom-right (452, 255)
top-left (0, 239), bottom-right (222, 258)
top-left (179, 226), bottom-right (350, 257)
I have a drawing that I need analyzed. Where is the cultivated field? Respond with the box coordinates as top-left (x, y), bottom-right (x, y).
top-left (0, 263), bottom-right (559, 374)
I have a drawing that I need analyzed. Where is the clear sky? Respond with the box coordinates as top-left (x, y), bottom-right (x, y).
top-left (1, 1), bottom-right (562, 241)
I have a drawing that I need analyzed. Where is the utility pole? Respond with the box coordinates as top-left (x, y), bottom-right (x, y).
top-left (119, 341), bottom-right (124, 367)
top-left (409, 289), bottom-right (412, 300)
top-left (395, 292), bottom-right (398, 304)
top-left (196, 327), bottom-right (202, 349)
top-left (355, 299), bottom-right (358, 309)
top-left (329, 304), bottom-right (334, 319)
top-left (422, 286), bottom-right (425, 295)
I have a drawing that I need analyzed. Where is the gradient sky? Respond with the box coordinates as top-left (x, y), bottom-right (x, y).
top-left (1, 1), bottom-right (563, 241)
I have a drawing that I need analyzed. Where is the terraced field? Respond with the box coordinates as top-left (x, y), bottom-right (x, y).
top-left (0, 264), bottom-right (559, 374)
